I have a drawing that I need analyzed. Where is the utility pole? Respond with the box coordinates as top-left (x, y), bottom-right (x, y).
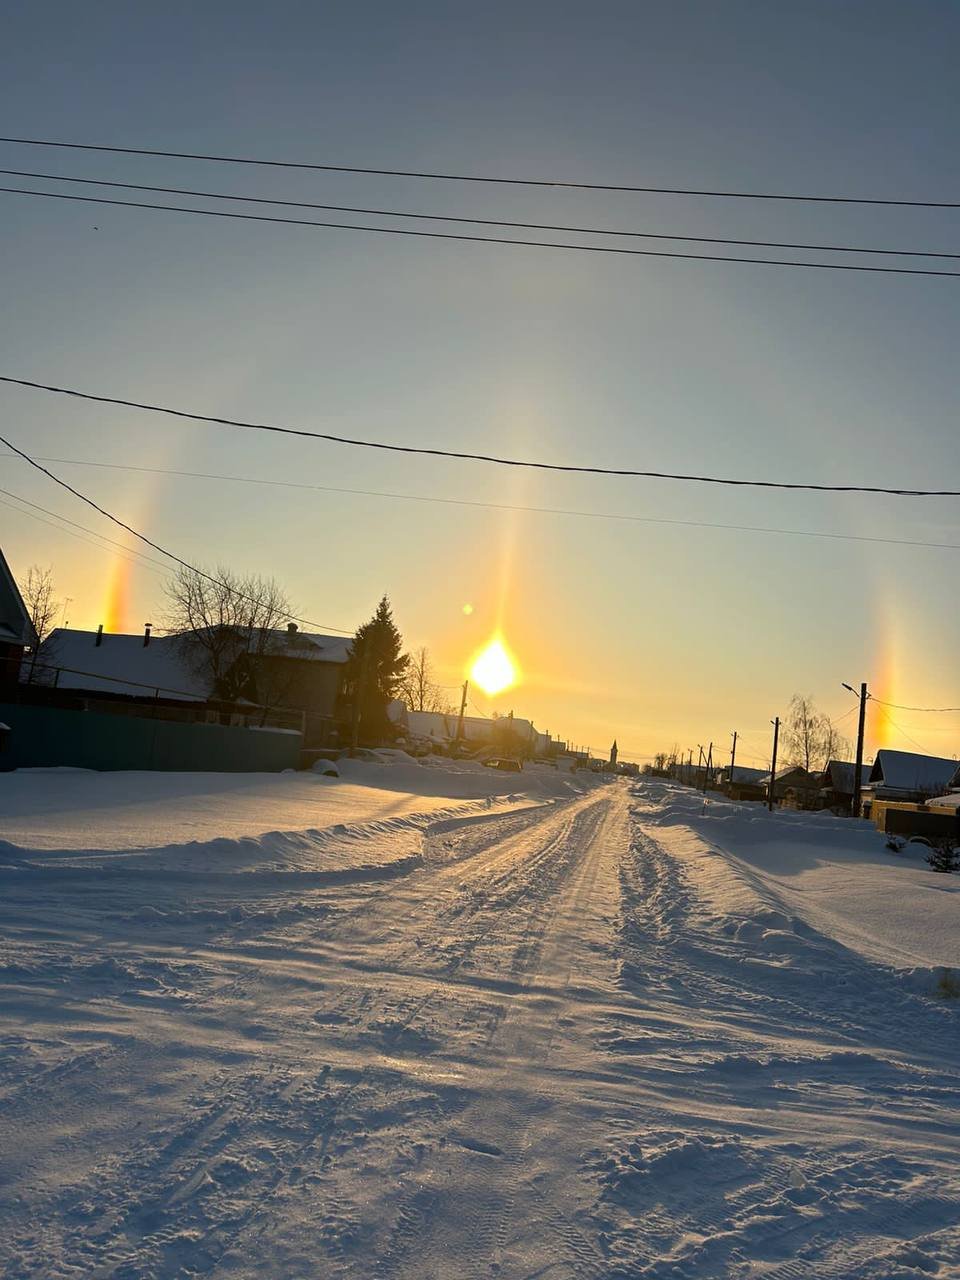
top-left (454, 679), bottom-right (468, 752)
top-left (729, 731), bottom-right (738, 787)
top-left (702, 741), bottom-right (713, 793)
top-left (687, 748), bottom-right (693, 784)
top-left (349, 645), bottom-right (371, 758)
top-left (842, 681), bottom-right (869, 818)
top-left (696, 745), bottom-right (704, 787)
top-left (767, 717), bottom-right (780, 812)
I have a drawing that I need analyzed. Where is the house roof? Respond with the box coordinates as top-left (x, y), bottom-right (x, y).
top-left (38, 629), bottom-right (210, 700)
top-left (867, 749), bottom-right (958, 794)
top-left (0, 548), bottom-right (37, 648)
top-left (721, 765), bottom-right (767, 784)
top-left (33, 624), bottom-right (351, 700)
top-left (191, 625), bottom-right (351, 665)
top-left (266, 629), bottom-right (351, 664)
top-left (819, 760), bottom-right (872, 794)
top-left (927, 791), bottom-right (960, 811)
top-left (757, 765), bottom-right (816, 788)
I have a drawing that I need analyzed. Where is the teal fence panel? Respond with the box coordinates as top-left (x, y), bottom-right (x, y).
top-left (0, 701), bottom-right (302, 772)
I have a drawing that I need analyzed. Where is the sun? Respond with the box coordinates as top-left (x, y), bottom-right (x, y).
top-left (470, 637), bottom-right (517, 696)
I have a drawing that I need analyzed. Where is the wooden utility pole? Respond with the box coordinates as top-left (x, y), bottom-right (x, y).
top-left (729, 731), bottom-right (738, 786)
top-left (687, 748), bottom-right (693, 784)
top-left (702, 741), bottom-right (713, 793)
top-left (454, 680), bottom-right (468, 751)
top-left (349, 645), bottom-right (370, 758)
top-left (767, 717), bottom-right (780, 812)
top-left (852, 681), bottom-right (868, 818)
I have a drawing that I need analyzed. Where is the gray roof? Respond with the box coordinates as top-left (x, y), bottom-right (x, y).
top-left (867, 749), bottom-right (958, 794)
top-left (38, 630), bottom-right (209, 700)
top-left (0, 549), bottom-right (36, 648)
top-left (722, 765), bottom-right (767, 784)
top-left (820, 760), bottom-right (872, 795)
top-left (34, 624), bottom-right (351, 700)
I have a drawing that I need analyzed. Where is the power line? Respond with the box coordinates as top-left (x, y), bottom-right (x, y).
top-left (2, 135), bottom-right (958, 208)
top-left (871, 697), bottom-right (960, 714)
top-left (0, 491), bottom-right (168, 579)
top-left (829, 704), bottom-right (860, 728)
top-left (0, 432), bottom-right (354, 635)
top-left (4, 449), bottom-right (960, 552)
top-left (870, 702), bottom-right (937, 756)
top-left (5, 374), bottom-right (960, 497)
top-left (0, 485), bottom-right (170, 574)
top-left (4, 166), bottom-right (958, 261)
top-left (3, 185), bottom-right (959, 279)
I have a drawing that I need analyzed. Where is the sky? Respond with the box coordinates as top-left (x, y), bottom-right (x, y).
top-left (2, 0), bottom-right (960, 768)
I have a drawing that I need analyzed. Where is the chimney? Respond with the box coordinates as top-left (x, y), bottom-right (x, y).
top-left (95, 624), bottom-right (103, 647)
top-left (287, 622), bottom-right (298, 635)
top-left (143, 623), bottom-right (152, 647)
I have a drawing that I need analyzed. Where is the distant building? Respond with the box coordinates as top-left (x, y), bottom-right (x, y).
top-left (0, 549), bottom-right (36, 688)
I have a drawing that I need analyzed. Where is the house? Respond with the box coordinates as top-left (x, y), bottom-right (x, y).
top-left (0, 549), bottom-right (36, 688)
top-left (391, 704), bottom-right (547, 758)
top-left (715, 764), bottom-right (768, 801)
top-left (814, 760), bottom-right (872, 814)
top-left (31, 622), bottom-right (351, 746)
top-left (865, 750), bottom-right (958, 806)
top-left (756, 765), bottom-right (818, 806)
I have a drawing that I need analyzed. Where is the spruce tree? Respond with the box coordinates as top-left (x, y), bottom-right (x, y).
top-left (926, 841), bottom-right (960, 874)
top-left (341, 596), bottom-right (409, 744)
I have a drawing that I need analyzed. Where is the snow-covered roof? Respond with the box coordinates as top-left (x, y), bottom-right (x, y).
top-left (37, 630), bottom-right (210, 700)
top-left (927, 791), bottom-right (960, 811)
top-left (34, 625), bottom-right (351, 701)
top-left (867, 749), bottom-right (958, 794)
top-left (721, 765), bottom-right (767, 784)
top-left (0, 548), bottom-right (36, 648)
top-left (756, 766), bottom-right (815, 788)
top-left (819, 760), bottom-right (872, 794)
top-left (191, 625), bottom-right (351, 665)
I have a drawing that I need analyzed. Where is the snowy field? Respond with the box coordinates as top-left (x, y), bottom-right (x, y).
top-left (1, 769), bottom-right (959, 1277)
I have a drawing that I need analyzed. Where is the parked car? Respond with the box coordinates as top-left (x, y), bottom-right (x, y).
top-left (483, 757), bottom-right (523, 773)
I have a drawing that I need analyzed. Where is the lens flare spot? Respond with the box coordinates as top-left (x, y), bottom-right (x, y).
top-left (462, 603), bottom-right (474, 615)
top-left (470, 637), bottom-right (517, 696)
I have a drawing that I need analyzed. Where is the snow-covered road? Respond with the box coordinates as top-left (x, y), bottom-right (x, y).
top-left (2, 777), bottom-right (959, 1277)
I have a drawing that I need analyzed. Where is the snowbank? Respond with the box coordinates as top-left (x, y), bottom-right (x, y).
top-left (631, 778), bottom-right (960, 971)
top-left (0, 758), bottom-right (592, 850)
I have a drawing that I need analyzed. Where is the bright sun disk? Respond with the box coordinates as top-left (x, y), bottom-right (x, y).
top-left (470, 638), bottom-right (517, 696)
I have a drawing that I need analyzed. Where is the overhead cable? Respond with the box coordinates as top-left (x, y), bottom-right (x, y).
top-left (1, 134), bottom-right (958, 208)
top-left (0, 432), bottom-right (354, 635)
top-left (2, 186), bottom-right (958, 278)
top-left (4, 450), bottom-right (960, 551)
top-left (4, 375), bottom-right (960, 497)
top-left (2, 167), bottom-right (957, 261)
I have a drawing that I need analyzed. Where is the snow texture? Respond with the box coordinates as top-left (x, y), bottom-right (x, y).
top-left (1, 770), bottom-right (958, 1278)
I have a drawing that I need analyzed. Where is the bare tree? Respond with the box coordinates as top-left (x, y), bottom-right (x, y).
top-left (19, 565), bottom-right (60, 682)
top-left (163, 564), bottom-right (293, 709)
top-left (399, 646), bottom-right (451, 713)
top-left (784, 693), bottom-right (851, 774)
top-left (819, 720), bottom-right (852, 771)
top-left (784, 694), bottom-right (821, 773)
